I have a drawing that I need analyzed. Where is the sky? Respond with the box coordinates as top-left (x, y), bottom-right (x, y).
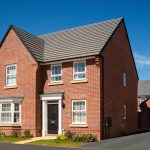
top-left (0, 0), bottom-right (150, 80)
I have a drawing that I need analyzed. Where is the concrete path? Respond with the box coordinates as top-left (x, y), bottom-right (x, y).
top-left (14, 135), bottom-right (57, 144)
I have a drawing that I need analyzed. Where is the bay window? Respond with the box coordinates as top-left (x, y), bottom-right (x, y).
top-left (0, 102), bottom-right (21, 124)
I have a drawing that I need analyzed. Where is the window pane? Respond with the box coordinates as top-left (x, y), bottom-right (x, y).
top-left (73, 112), bottom-right (86, 124)
top-left (14, 113), bottom-right (20, 123)
top-left (74, 62), bottom-right (85, 73)
top-left (73, 101), bottom-right (85, 111)
top-left (2, 103), bottom-right (11, 111)
top-left (14, 103), bottom-right (19, 111)
top-left (1, 113), bottom-right (11, 123)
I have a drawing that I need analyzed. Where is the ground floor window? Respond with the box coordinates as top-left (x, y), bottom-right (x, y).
top-left (72, 100), bottom-right (86, 124)
top-left (0, 102), bottom-right (21, 124)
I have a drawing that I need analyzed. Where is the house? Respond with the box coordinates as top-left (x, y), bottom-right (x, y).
top-left (138, 80), bottom-right (150, 130)
top-left (0, 18), bottom-right (138, 140)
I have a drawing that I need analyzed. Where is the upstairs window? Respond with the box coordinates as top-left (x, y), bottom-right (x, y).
top-left (51, 64), bottom-right (62, 82)
top-left (73, 61), bottom-right (86, 80)
top-left (123, 72), bottom-right (127, 87)
top-left (6, 64), bottom-right (17, 86)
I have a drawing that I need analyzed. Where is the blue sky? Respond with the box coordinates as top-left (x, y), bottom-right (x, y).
top-left (0, 0), bottom-right (150, 80)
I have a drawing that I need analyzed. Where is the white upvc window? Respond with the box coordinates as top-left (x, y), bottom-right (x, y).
top-left (6, 64), bottom-right (17, 86)
top-left (51, 64), bottom-right (62, 82)
top-left (0, 102), bottom-right (21, 124)
top-left (73, 61), bottom-right (86, 80)
top-left (123, 72), bottom-right (127, 87)
top-left (72, 100), bottom-right (86, 124)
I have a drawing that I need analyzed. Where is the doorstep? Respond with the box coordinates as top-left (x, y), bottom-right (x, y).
top-left (14, 135), bottom-right (57, 144)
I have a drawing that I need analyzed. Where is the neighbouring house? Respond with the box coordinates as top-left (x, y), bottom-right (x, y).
top-left (138, 80), bottom-right (150, 130)
top-left (0, 18), bottom-right (138, 140)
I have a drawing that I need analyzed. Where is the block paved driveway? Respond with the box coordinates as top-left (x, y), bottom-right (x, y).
top-left (0, 132), bottom-right (150, 150)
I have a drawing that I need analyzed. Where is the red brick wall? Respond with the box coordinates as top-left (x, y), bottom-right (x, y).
top-left (0, 29), bottom-right (39, 136)
top-left (101, 21), bottom-right (138, 138)
top-left (42, 58), bottom-right (101, 140)
top-left (138, 98), bottom-right (150, 130)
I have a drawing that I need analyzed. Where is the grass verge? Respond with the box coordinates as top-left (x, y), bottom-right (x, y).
top-left (28, 139), bottom-right (86, 147)
top-left (0, 136), bottom-right (26, 143)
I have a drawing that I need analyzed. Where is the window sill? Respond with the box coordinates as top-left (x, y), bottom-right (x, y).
top-left (4, 85), bottom-right (17, 89)
top-left (69, 124), bottom-right (88, 128)
top-left (71, 79), bottom-right (88, 84)
top-left (0, 124), bottom-right (21, 127)
top-left (48, 81), bottom-right (64, 86)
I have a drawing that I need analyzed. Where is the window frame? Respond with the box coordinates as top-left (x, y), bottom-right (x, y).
top-left (50, 64), bottom-right (62, 82)
top-left (0, 102), bottom-right (21, 124)
top-left (6, 64), bottom-right (17, 86)
top-left (123, 72), bottom-right (127, 87)
top-left (73, 61), bottom-right (86, 80)
top-left (123, 105), bottom-right (127, 120)
top-left (72, 100), bottom-right (87, 124)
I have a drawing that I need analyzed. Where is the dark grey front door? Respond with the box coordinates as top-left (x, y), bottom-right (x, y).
top-left (47, 104), bottom-right (58, 134)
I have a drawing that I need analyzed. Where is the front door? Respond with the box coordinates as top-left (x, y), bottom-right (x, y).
top-left (47, 104), bottom-right (58, 134)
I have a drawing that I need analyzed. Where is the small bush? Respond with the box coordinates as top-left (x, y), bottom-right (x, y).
top-left (63, 130), bottom-right (97, 142)
top-left (57, 134), bottom-right (68, 140)
top-left (84, 134), bottom-right (97, 142)
top-left (0, 131), bottom-right (6, 137)
top-left (72, 134), bottom-right (82, 142)
top-left (11, 130), bottom-right (19, 137)
top-left (23, 130), bottom-right (32, 138)
top-left (64, 130), bottom-right (75, 139)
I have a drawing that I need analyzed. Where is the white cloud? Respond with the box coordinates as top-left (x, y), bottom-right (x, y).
top-left (134, 52), bottom-right (150, 68)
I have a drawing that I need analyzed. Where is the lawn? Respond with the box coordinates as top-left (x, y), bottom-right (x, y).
top-left (28, 139), bottom-right (86, 147)
top-left (0, 136), bottom-right (26, 143)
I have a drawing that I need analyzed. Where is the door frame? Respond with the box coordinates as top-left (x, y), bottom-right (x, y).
top-left (41, 96), bottom-right (62, 137)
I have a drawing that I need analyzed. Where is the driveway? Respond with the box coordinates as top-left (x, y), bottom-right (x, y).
top-left (0, 132), bottom-right (150, 150)
top-left (80, 132), bottom-right (150, 150)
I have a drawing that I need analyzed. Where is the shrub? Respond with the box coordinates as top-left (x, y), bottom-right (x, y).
top-left (64, 130), bottom-right (75, 139)
top-left (23, 130), bottom-right (32, 138)
top-left (0, 131), bottom-right (6, 137)
top-left (11, 130), bottom-right (19, 137)
top-left (84, 134), bottom-right (97, 142)
top-left (72, 134), bottom-right (82, 142)
top-left (57, 134), bottom-right (68, 140)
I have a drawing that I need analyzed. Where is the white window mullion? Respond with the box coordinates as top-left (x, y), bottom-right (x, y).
top-left (11, 103), bottom-right (14, 124)
top-left (0, 104), bottom-right (1, 123)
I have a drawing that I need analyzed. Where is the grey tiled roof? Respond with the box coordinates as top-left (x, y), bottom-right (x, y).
top-left (1, 18), bottom-right (122, 62)
top-left (39, 18), bottom-right (122, 62)
top-left (138, 80), bottom-right (150, 96)
top-left (10, 25), bottom-right (45, 62)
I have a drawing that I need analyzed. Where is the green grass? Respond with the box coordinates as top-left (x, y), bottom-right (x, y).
top-left (0, 136), bottom-right (26, 143)
top-left (28, 139), bottom-right (86, 147)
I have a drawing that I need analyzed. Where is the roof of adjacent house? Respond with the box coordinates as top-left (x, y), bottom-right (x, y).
top-left (0, 17), bottom-right (123, 63)
top-left (138, 80), bottom-right (150, 96)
